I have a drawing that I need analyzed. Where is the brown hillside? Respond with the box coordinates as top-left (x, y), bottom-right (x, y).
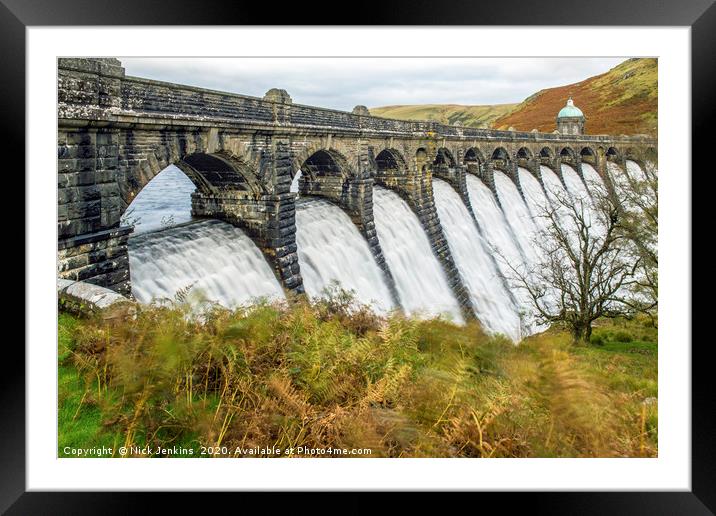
top-left (492, 58), bottom-right (657, 136)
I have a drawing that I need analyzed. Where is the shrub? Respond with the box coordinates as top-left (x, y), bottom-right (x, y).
top-left (613, 330), bottom-right (634, 343)
top-left (590, 333), bottom-right (606, 346)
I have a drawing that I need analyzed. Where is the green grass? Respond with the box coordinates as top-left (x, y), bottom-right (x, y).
top-left (58, 313), bottom-right (120, 457)
top-left (58, 299), bottom-right (657, 458)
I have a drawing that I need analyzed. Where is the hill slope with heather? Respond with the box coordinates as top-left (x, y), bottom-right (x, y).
top-left (371, 58), bottom-right (657, 136)
top-left (492, 58), bottom-right (657, 136)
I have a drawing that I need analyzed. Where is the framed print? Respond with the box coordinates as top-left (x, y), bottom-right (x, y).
top-left (7, 0), bottom-right (712, 511)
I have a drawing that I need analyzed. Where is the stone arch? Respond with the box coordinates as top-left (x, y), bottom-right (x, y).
top-left (464, 147), bottom-right (485, 163)
top-left (559, 146), bottom-right (576, 159)
top-left (579, 146), bottom-right (597, 165)
top-left (516, 147), bottom-right (533, 159)
top-left (464, 147), bottom-right (484, 175)
top-left (292, 144), bottom-right (357, 181)
top-left (491, 147), bottom-right (510, 160)
top-left (490, 146), bottom-right (511, 171)
top-left (580, 146), bottom-right (596, 157)
top-left (119, 149), bottom-right (265, 220)
top-left (434, 147), bottom-right (457, 168)
top-left (539, 147), bottom-right (554, 159)
top-left (606, 146), bottom-right (621, 161)
top-left (295, 148), bottom-right (356, 199)
top-left (624, 147), bottom-right (638, 161)
top-left (375, 148), bottom-right (409, 177)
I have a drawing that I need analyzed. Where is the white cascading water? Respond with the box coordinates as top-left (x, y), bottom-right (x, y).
top-left (465, 175), bottom-right (530, 280)
top-left (290, 169), bottom-right (302, 193)
top-left (295, 198), bottom-right (395, 313)
top-left (432, 179), bottom-right (521, 340)
top-left (515, 167), bottom-right (562, 318)
top-left (372, 186), bottom-right (463, 322)
top-left (539, 165), bottom-right (576, 232)
top-left (129, 219), bottom-right (285, 306)
top-left (608, 161), bottom-right (631, 198)
top-left (581, 163), bottom-right (606, 193)
top-left (124, 165), bottom-right (285, 307)
top-left (518, 167), bottom-right (552, 235)
top-left (120, 165), bottom-right (195, 234)
top-left (626, 159), bottom-right (650, 183)
top-left (492, 170), bottom-right (541, 266)
top-left (561, 163), bottom-right (591, 202)
top-left (540, 165), bottom-right (567, 204)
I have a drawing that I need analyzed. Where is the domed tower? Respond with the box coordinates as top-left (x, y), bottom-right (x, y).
top-left (556, 97), bottom-right (585, 135)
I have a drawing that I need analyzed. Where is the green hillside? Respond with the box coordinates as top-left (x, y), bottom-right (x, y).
top-left (370, 103), bottom-right (517, 128)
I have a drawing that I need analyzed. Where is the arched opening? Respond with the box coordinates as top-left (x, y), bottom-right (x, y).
top-left (375, 148), bottom-right (408, 177)
top-left (432, 148), bottom-right (456, 178)
top-left (464, 147), bottom-right (483, 175)
top-left (296, 149), bottom-right (352, 198)
top-left (180, 153), bottom-right (260, 193)
top-left (120, 151), bottom-right (262, 234)
top-left (580, 146), bottom-right (596, 165)
top-left (434, 148), bottom-right (456, 167)
top-left (301, 150), bottom-right (347, 178)
top-left (560, 147), bottom-right (576, 159)
top-left (606, 147), bottom-right (620, 161)
top-left (517, 147), bottom-right (532, 159)
top-left (539, 147), bottom-right (553, 159)
top-left (121, 165), bottom-right (196, 235)
top-left (491, 147), bottom-right (510, 171)
top-left (120, 152), bottom-right (286, 308)
top-left (516, 147), bottom-right (532, 171)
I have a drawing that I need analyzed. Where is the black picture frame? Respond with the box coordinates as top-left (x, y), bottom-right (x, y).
top-left (5, 0), bottom-right (710, 512)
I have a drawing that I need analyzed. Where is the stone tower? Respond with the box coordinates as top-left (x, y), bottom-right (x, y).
top-left (556, 97), bottom-right (585, 135)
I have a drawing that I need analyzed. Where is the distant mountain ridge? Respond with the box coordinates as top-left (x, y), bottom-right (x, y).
top-left (371, 58), bottom-right (657, 136)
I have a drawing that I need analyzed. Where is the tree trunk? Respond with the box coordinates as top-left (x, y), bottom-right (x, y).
top-left (571, 322), bottom-right (592, 345)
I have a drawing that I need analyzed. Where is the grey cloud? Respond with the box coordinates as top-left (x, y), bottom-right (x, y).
top-left (120, 57), bottom-right (627, 111)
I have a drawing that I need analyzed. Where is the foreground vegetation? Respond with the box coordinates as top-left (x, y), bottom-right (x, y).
top-left (58, 294), bottom-right (657, 458)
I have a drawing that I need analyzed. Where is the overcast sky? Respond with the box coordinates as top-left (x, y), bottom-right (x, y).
top-left (121, 57), bottom-right (627, 111)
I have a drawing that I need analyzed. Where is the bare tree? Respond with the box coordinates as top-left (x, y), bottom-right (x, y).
top-left (506, 181), bottom-right (644, 344)
top-left (608, 161), bottom-right (658, 320)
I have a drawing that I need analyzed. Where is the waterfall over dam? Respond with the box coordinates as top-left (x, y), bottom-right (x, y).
top-left (121, 158), bottom-right (652, 342)
top-left (432, 178), bottom-right (521, 339)
top-left (493, 169), bottom-right (541, 267)
top-left (372, 186), bottom-right (463, 322)
top-left (295, 198), bottom-right (395, 312)
top-left (128, 219), bottom-right (285, 307)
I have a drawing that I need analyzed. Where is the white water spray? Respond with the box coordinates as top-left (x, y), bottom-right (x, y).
top-left (295, 198), bottom-right (395, 312)
top-left (432, 179), bottom-right (522, 340)
top-left (372, 186), bottom-right (463, 322)
top-left (129, 220), bottom-right (285, 306)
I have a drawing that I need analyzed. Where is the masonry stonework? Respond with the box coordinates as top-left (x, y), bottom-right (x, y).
top-left (57, 58), bottom-right (657, 318)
